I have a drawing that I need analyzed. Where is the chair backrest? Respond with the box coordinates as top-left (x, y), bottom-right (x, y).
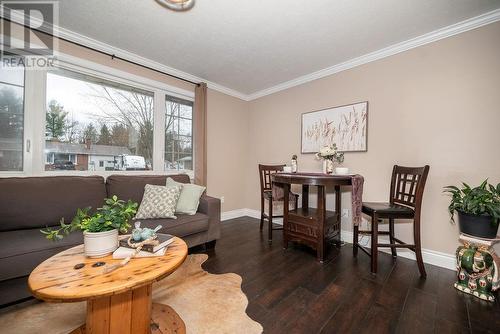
top-left (389, 165), bottom-right (430, 211)
top-left (258, 164), bottom-right (285, 194)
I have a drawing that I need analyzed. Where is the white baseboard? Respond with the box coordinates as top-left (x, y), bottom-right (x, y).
top-left (221, 208), bottom-right (456, 271)
top-left (221, 208), bottom-right (261, 221)
top-left (340, 231), bottom-right (456, 271)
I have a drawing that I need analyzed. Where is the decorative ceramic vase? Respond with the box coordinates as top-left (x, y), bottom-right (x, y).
top-left (322, 160), bottom-right (334, 174)
top-left (83, 229), bottom-right (119, 258)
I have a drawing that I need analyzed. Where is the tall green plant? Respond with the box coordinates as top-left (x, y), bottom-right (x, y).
top-left (443, 180), bottom-right (500, 226)
top-left (41, 196), bottom-right (138, 241)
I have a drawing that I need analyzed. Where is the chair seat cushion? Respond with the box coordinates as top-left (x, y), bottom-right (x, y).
top-left (362, 202), bottom-right (415, 218)
top-left (135, 212), bottom-right (209, 237)
top-left (264, 200), bottom-right (296, 217)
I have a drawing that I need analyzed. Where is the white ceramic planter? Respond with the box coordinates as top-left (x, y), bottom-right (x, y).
top-left (83, 229), bottom-right (119, 258)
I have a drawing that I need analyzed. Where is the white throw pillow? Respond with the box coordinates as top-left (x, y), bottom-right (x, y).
top-left (135, 184), bottom-right (182, 219)
top-left (166, 177), bottom-right (206, 215)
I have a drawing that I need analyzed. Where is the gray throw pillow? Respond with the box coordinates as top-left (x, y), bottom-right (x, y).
top-left (166, 177), bottom-right (206, 215)
top-left (135, 184), bottom-right (182, 219)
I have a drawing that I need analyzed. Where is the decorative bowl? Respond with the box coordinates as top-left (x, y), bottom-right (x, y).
top-left (335, 167), bottom-right (349, 175)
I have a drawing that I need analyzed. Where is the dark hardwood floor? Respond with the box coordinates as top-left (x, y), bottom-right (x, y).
top-left (191, 217), bottom-right (500, 334)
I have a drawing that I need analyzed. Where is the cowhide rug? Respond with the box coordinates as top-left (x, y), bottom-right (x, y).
top-left (0, 254), bottom-right (263, 334)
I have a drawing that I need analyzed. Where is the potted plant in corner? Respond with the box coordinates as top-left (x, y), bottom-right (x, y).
top-left (41, 196), bottom-right (138, 258)
top-left (444, 180), bottom-right (500, 239)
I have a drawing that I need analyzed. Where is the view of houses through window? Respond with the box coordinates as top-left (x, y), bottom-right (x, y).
top-left (45, 69), bottom-right (154, 171)
top-left (165, 96), bottom-right (193, 172)
top-left (0, 60), bottom-right (24, 171)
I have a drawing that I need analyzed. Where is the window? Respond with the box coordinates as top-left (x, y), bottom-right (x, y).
top-left (165, 96), bottom-right (193, 172)
top-left (45, 69), bottom-right (154, 172)
top-left (0, 53), bottom-right (194, 177)
top-left (0, 59), bottom-right (24, 171)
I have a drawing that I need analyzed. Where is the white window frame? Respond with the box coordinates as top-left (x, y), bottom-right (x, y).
top-left (165, 95), bottom-right (194, 174)
top-left (0, 50), bottom-right (195, 178)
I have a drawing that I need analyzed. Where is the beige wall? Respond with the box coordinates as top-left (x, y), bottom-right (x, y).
top-left (206, 90), bottom-right (249, 211)
top-left (246, 22), bottom-right (500, 255)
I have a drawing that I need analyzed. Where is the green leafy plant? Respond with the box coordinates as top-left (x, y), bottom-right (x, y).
top-left (443, 180), bottom-right (500, 226)
top-left (41, 196), bottom-right (138, 241)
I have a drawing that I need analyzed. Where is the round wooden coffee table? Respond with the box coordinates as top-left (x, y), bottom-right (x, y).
top-left (28, 237), bottom-right (188, 334)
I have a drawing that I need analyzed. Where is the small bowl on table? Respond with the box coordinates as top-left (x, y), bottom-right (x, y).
top-left (335, 167), bottom-right (349, 175)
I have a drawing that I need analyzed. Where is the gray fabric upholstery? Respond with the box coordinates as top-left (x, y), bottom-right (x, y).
top-left (0, 176), bottom-right (106, 231)
top-left (106, 174), bottom-right (190, 204)
top-left (198, 194), bottom-right (221, 242)
top-left (135, 213), bottom-right (209, 237)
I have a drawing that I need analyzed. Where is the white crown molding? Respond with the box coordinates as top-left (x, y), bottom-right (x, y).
top-left (55, 27), bottom-right (250, 101)
top-left (3, 8), bottom-right (499, 102)
top-left (1, 9), bottom-right (249, 101)
top-left (223, 208), bottom-right (456, 270)
top-left (246, 8), bottom-right (500, 101)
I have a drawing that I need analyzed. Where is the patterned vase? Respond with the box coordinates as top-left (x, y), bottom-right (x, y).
top-left (322, 160), bottom-right (334, 174)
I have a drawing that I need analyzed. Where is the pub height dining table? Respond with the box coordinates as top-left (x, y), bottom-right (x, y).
top-left (271, 172), bottom-right (363, 262)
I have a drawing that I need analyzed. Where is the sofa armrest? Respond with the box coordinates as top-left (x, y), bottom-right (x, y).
top-left (198, 195), bottom-right (221, 241)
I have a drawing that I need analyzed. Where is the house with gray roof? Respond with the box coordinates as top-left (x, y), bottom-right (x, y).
top-left (45, 140), bottom-right (132, 171)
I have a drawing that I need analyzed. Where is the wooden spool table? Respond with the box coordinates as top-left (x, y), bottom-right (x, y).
top-left (28, 237), bottom-right (188, 334)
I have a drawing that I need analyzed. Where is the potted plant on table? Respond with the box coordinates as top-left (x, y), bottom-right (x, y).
top-left (316, 144), bottom-right (345, 174)
top-left (41, 196), bottom-right (138, 258)
top-left (444, 180), bottom-right (500, 239)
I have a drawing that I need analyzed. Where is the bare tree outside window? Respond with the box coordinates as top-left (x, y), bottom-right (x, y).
top-left (165, 96), bottom-right (193, 172)
top-left (0, 62), bottom-right (24, 171)
top-left (45, 69), bottom-right (154, 172)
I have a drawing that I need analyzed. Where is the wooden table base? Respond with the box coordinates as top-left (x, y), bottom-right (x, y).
top-left (69, 284), bottom-right (185, 334)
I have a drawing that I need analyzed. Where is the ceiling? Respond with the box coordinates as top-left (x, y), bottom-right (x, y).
top-left (54, 0), bottom-right (500, 97)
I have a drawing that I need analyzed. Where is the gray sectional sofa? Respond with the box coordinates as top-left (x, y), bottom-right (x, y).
top-left (0, 174), bottom-right (221, 307)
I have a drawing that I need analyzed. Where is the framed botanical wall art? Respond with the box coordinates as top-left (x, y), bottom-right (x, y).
top-left (301, 101), bottom-right (368, 153)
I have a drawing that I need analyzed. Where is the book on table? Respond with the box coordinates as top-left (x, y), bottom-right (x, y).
top-left (112, 246), bottom-right (167, 259)
top-left (119, 233), bottom-right (174, 253)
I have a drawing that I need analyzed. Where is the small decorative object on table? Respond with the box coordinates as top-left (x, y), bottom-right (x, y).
top-left (104, 222), bottom-right (167, 273)
top-left (315, 144), bottom-right (344, 174)
top-left (454, 234), bottom-right (499, 301)
top-left (291, 154), bottom-right (298, 173)
top-left (40, 196), bottom-right (138, 258)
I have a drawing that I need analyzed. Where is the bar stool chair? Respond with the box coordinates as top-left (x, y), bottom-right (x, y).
top-left (353, 165), bottom-right (430, 277)
top-left (258, 164), bottom-right (298, 243)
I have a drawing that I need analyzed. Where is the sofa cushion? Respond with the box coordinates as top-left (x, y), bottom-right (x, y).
top-left (135, 212), bottom-right (209, 237)
top-left (106, 174), bottom-right (190, 204)
top-left (0, 229), bottom-right (83, 280)
top-left (0, 176), bottom-right (106, 232)
top-left (135, 184), bottom-right (182, 219)
top-left (166, 177), bottom-right (206, 215)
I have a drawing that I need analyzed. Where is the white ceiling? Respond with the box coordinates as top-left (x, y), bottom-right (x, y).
top-left (56, 0), bottom-right (500, 97)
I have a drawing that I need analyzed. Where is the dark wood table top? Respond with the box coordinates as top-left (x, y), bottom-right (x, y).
top-left (272, 172), bottom-right (353, 186)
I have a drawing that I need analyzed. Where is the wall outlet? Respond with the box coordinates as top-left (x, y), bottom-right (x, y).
top-left (220, 196), bottom-right (225, 203)
top-left (342, 209), bottom-right (349, 218)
